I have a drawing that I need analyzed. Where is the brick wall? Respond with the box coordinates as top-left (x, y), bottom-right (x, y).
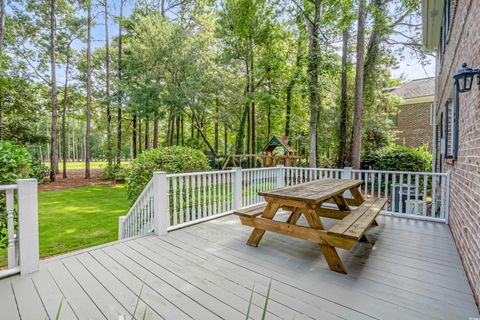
top-left (394, 102), bottom-right (433, 150)
top-left (435, 0), bottom-right (480, 308)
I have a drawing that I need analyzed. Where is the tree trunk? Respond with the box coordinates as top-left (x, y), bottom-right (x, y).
top-left (224, 124), bottom-right (228, 155)
top-left (167, 109), bottom-right (173, 145)
top-left (116, 0), bottom-right (124, 164)
top-left (266, 66), bottom-right (272, 142)
top-left (236, 104), bottom-right (248, 154)
top-left (0, 0), bottom-right (5, 140)
top-left (306, 0), bottom-right (321, 168)
top-left (285, 16), bottom-right (303, 138)
top-left (350, 0), bottom-right (367, 169)
top-left (337, 27), bottom-right (349, 168)
top-left (170, 115), bottom-right (175, 145)
top-left (145, 120), bottom-right (149, 150)
top-left (192, 114), bottom-right (218, 157)
top-left (72, 119), bottom-right (75, 162)
top-left (138, 119), bottom-right (142, 153)
top-left (153, 109), bottom-right (158, 148)
top-left (85, 0), bottom-right (92, 179)
top-left (214, 97), bottom-right (219, 153)
top-left (104, 0), bottom-right (112, 166)
top-left (49, 0), bottom-right (58, 182)
top-left (132, 114), bottom-right (137, 158)
top-left (190, 110), bottom-right (195, 139)
top-left (363, 0), bottom-right (384, 99)
top-left (61, 50), bottom-right (70, 178)
top-left (249, 40), bottom-right (256, 166)
top-left (175, 114), bottom-right (180, 145)
top-left (181, 114), bottom-right (184, 145)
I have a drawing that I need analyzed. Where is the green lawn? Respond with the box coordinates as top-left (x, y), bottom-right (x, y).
top-left (64, 161), bottom-right (108, 170)
top-left (0, 185), bottom-right (130, 266)
top-left (44, 161), bottom-right (130, 170)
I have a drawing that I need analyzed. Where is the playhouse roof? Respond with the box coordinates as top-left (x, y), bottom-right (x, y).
top-left (263, 136), bottom-right (296, 153)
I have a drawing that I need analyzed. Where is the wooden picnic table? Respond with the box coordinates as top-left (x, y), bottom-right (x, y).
top-left (235, 178), bottom-right (387, 274)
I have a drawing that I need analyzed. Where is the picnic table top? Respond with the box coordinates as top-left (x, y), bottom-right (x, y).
top-left (258, 178), bottom-right (363, 204)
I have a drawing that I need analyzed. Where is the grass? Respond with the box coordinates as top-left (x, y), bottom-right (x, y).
top-left (0, 185), bottom-right (130, 266)
top-left (43, 161), bottom-right (130, 170)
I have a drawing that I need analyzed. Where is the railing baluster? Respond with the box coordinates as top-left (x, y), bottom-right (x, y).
top-left (191, 175), bottom-right (196, 221)
top-left (423, 175), bottom-right (428, 216)
top-left (431, 175), bottom-right (437, 217)
top-left (414, 174), bottom-right (419, 215)
top-left (6, 189), bottom-right (16, 269)
top-left (186, 176), bottom-right (191, 222)
top-left (179, 177), bottom-right (184, 224)
top-left (399, 173), bottom-right (404, 213)
top-left (391, 173), bottom-right (396, 212)
top-left (223, 172), bottom-right (227, 212)
top-left (384, 173), bottom-right (390, 211)
top-left (172, 177), bottom-right (178, 225)
top-left (201, 174), bottom-right (206, 218)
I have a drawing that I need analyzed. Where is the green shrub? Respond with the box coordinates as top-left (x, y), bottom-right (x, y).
top-left (126, 146), bottom-right (210, 201)
top-left (363, 144), bottom-right (432, 172)
top-left (0, 141), bottom-right (32, 184)
top-left (30, 160), bottom-right (50, 183)
top-left (102, 164), bottom-right (128, 182)
top-left (0, 141), bottom-right (33, 249)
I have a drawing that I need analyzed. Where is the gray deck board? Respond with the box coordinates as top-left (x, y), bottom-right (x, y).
top-left (0, 276), bottom-right (20, 320)
top-left (10, 274), bottom-right (48, 319)
top-left (173, 223), bottom-right (457, 320)
top-left (0, 215), bottom-right (478, 320)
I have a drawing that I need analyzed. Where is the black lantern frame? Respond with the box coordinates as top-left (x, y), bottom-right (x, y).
top-left (453, 63), bottom-right (480, 93)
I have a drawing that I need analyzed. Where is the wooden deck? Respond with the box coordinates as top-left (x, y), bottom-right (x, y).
top-left (0, 214), bottom-right (478, 320)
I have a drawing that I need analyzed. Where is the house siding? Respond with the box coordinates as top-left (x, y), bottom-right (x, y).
top-left (394, 102), bottom-right (433, 150)
top-left (435, 0), bottom-right (480, 308)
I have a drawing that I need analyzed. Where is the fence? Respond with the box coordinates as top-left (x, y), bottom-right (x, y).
top-left (0, 179), bottom-right (39, 279)
top-left (118, 166), bottom-right (450, 239)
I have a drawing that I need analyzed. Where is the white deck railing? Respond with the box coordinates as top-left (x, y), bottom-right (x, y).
top-left (0, 179), bottom-right (39, 278)
top-left (119, 166), bottom-right (451, 239)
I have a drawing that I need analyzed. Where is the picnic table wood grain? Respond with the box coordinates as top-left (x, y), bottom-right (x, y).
top-left (235, 178), bottom-right (385, 274)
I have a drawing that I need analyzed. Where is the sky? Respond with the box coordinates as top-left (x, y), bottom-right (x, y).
top-left (86, 0), bottom-right (435, 82)
top-left (9, 1), bottom-right (435, 83)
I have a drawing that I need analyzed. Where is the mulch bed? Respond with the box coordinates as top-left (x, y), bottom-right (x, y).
top-left (38, 169), bottom-right (118, 192)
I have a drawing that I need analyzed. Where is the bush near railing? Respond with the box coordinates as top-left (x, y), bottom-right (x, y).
top-left (126, 146), bottom-right (210, 202)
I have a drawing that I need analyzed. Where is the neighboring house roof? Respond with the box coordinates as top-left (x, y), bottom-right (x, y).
top-left (263, 136), bottom-right (296, 153)
top-left (391, 77), bottom-right (435, 104)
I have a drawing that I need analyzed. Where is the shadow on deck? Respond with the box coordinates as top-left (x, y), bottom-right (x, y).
top-left (0, 214), bottom-right (478, 319)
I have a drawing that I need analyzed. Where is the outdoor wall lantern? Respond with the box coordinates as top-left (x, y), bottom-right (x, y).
top-left (453, 63), bottom-right (480, 93)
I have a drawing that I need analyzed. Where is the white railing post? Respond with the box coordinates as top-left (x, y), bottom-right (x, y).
top-left (153, 172), bottom-right (169, 235)
top-left (342, 167), bottom-right (353, 198)
top-left (16, 179), bottom-right (39, 275)
top-left (342, 167), bottom-right (353, 180)
top-left (118, 216), bottom-right (126, 240)
top-left (445, 171), bottom-right (451, 224)
top-left (276, 165), bottom-right (285, 188)
top-left (233, 167), bottom-right (243, 210)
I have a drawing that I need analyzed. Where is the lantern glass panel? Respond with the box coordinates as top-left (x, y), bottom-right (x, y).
top-left (465, 74), bottom-right (474, 91)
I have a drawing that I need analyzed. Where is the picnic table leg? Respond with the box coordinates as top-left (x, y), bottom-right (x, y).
top-left (286, 208), bottom-right (302, 224)
top-left (304, 208), bottom-right (347, 274)
top-left (246, 202), bottom-right (280, 247)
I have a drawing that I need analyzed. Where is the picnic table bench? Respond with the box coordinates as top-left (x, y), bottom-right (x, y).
top-left (234, 178), bottom-right (387, 274)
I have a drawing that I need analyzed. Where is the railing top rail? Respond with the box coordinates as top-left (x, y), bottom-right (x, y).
top-left (284, 167), bottom-right (344, 172)
top-left (166, 169), bottom-right (235, 178)
top-left (241, 167), bottom-right (280, 172)
top-left (0, 184), bottom-right (17, 191)
top-left (351, 169), bottom-right (447, 176)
